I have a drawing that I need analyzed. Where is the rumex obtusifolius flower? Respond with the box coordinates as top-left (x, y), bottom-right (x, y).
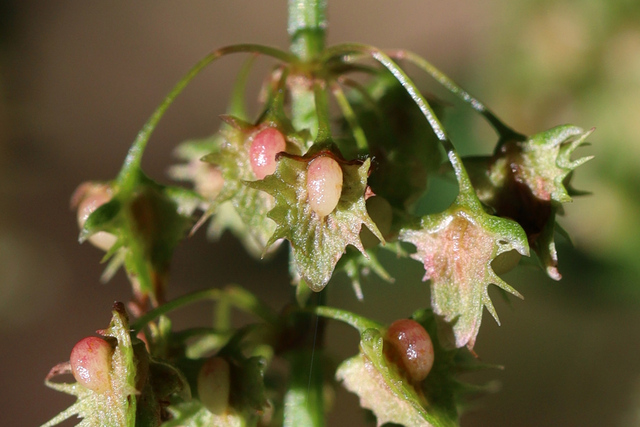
top-left (198, 116), bottom-right (307, 258)
top-left (400, 201), bottom-right (529, 350)
top-left (248, 144), bottom-right (384, 292)
top-left (464, 125), bottom-right (593, 279)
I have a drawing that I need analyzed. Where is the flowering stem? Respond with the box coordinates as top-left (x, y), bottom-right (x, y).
top-left (288, 0), bottom-right (327, 61)
top-left (313, 81), bottom-right (332, 144)
top-left (313, 306), bottom-right (384, 333)
top-left (226, 55), bottom-right (258, 121)
top-left (331, 81), bottom-right (369, 151)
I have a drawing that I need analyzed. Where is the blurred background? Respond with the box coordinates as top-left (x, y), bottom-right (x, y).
top-left (1, 1), bottom-right (639, 425)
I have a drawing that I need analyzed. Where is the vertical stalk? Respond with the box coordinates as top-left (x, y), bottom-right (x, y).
top-left (286, 3), bottom-right (329, 426)
top-left (283, 291), bottom-right (326, 427)
top-left (289, 79), bottom-right (319, 142)
top-left (287, 0), bottom-right (328, 140)
top-left (288, 0), bottom-right (327, 61)
top-left (284, 349), bottom-right (325, 427)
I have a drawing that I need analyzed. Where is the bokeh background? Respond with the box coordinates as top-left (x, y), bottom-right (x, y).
top-left (1, 1), bottom-right (639, 425)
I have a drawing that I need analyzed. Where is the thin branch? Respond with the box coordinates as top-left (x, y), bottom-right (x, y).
top-left (117, 44), bottom-right (296, 189)
top-left (322, 43), bottom-right (480, 206)
top-left (330, 80), bottom-right (368, 151)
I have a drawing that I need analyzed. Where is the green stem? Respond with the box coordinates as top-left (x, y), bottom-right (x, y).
top-left (290, 79), bottom-right (319, 143)
top-left (284, 349), bottom-right (325, 427)
top-left (131, 285), bottom-right (278, 333)
top-left (313, 81), bottom-right (332, 143)
top-left (283, 290), bottom-right (327, 427)
top-left (262, 65), bottom-right (291, 123)
top-left (337, 76), bottom-right (386, 122)
top-left (386, 49), bottom-right (526, 145)
top-left (226, 55), bottom-right (258, 120)
top-left (330, 81), bottom-right (368, 151)
top-left (287, 0), bottom-right (327, 142)
top-left (116, 44), bottom-right (295, 190)
top-left (172, 327), bottom-right (227, 342)
top-left (313, 306), bottom-right (383, 333)
top-left (288, 0), bottom-right (327, 61)
top-left (322, 43), bottom-right (481, 208)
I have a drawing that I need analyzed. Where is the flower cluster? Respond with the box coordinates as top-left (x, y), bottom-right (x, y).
top-left (44, 5), bottom-right (592, 426)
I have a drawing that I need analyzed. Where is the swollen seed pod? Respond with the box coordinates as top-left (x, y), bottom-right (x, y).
top-left (73, 183), bottom-right (117, 251)
top-left (384, 319), bottom-right (434, 383)
top-left (197, 356), bottom-right (231, 415)
top-left (306, 156), bottom-right (343, 218)
top-left (70, 336), bottom-right (114, 393)
top-left (249, 127), bottom-right (287, 180)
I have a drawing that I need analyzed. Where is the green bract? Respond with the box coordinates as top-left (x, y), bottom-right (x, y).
top-left (248, 148), bottom-right (384, 291)
top-left (337, 329), bottom-right (438, 427)
top-left (79, 177), bottom-right (194, 309)
top-left (465, 125), bottom-right (593, 279)
top-left (201, 116), bottom-right (307, 258)
top-left (400, 199), bottom-right (529, 350)
top-left (42, 304), bottom-right (187, 427)
top-left (506, 125), bottom-right (592, 204)
top-left (331, 308), bottom-right (484, 427)
top-left (163, 400), bottom-right (244, 427)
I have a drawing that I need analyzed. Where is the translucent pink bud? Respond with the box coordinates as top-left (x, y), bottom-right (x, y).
top-left (70, 336), bottom-right (114, 393)
top-left (250, 128), bottom-right (286, 180)
top-left (306, 156), bottom-right (343, 218)
top-left (73, 183), bottom-right (117, 251)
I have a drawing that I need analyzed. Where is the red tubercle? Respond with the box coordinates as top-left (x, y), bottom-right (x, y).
top-left (384, 319), bottom-right (434, 383)
top-left (250, 127), bottom-right (287, 180)
top-left (69, 336), bottom-right (114, 393)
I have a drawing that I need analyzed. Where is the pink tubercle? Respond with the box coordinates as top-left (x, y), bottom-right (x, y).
top-left (249, 127), bottom-right (286, 180)
top-left (73, 183), bottom-right (117, 251)
top-left (70, 336), bottom-right (114, 393)
top-left (306, 156), bottom-right (343, 218)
